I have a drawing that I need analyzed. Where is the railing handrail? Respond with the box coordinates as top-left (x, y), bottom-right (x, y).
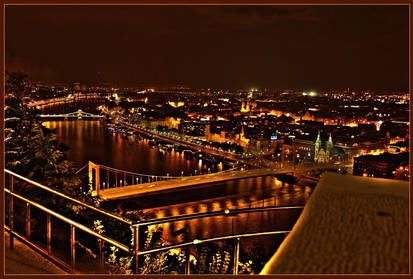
top-left (135, 205), bottom-right (304, 226)
top-left (137, 230), bottom-right (291, 256)
top-left (4, 169), bottom-right (132, 225)
top-left (5, 188), bottom-right (130, 252)
top-left (5, 168), bottom-right (307, 275)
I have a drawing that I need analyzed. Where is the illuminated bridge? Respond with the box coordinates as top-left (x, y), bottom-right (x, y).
top-left (39, 110), bottom-right (104, 119)
top-left (85, 161), bottom-right (344, 201)
top-left (28, 94), bottom-right (108, 108)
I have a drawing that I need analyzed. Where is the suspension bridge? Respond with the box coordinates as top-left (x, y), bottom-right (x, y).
top-left (39, 110), bottom-right (104, 119)
top-left (82, 161), bottom-right (344, 201)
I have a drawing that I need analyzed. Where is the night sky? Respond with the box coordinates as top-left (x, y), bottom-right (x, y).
top-left (6, 5), bottom-right (409, 90)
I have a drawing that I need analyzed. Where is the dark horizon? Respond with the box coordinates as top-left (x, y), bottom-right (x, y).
top-left (6, 5), bottom-right (409, 91)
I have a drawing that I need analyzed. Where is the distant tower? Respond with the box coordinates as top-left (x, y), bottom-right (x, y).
top-left (314, 131), bottom-right (321, 158)
top-left (73, 82), bottom-right (81, 91)
top-left (205, 124), bottom-right (211, 141)
top-left (326, 133), bottom-right (333, 156)
top-left (241, 101), bottom-right (250, 113)
top-left (220, 130), bottom-right (226, 143)
top-left (315, 131), bottom-right (321, 151)
top-left (239, 125), bottom-right (245, 140)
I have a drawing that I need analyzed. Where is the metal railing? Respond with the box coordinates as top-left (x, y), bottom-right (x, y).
top-left (129, 205), bottom-right (304, 274)
top-left (5, 169), bottom-right (131, 225)
top-left (5, 170), bottom-right (132, 274)
top-left (137, 230), bottom-right (292, 275)
top-left (5, 168), bottom-right (304, 275)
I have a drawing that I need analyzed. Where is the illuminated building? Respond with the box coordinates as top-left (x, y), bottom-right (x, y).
top-left (238, 125), bottom-right (250, 145)
top-left (353, 152), bottom-right (409, 179)
top-left (168, 101), bottom-right (185, 108)
top-left (314, 132), bottom-right (333, 163)
top-left (240, 101), bottom-right (257, 113)
top-left (220, 131), bottom-right (226, 143)
top-left (205, 124), bottom-right (211, 141)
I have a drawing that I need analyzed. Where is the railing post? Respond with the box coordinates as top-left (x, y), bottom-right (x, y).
top-left (185, 245), bottom-right (191, 275)
top-left (26, 203), bottom-right (31, 240)
top-left (9, 174), bottom-right (14, 248)
top-left (47, 214), bottom-right (52, 254)
top-left (70, 225), bottom-right (76, 270)
top-left (133, 224), bottom-right (140, 274)
top-left (233, 237), bottom-right (240, 275)
top-left (115, 172), bottom-right (118, 187)
top-left (98, 239), bottom-right (105, 272)
top-left (106, 169), bottom-right (109, 189)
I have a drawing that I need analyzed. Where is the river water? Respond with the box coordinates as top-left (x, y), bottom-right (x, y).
top-left (42, 119), bottom-right (312, 247)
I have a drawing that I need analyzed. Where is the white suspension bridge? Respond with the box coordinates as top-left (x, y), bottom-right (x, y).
top-left (39, 109), bottom-right (104, 119)
top-left (81, 161), bottom-right (344, 201)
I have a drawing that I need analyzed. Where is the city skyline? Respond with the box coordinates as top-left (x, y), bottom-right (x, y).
top-left (4, 4), bottom-right (410, 275)
top-left (6, 5), bottom-right (409, 90)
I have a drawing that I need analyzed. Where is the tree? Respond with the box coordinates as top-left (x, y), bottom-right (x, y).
top-left (5, 71), bottom-right (79, 187)
top-left (5, 72), bottom-right (35, 174)
top-left (5, 70), bottom-right (28, 98)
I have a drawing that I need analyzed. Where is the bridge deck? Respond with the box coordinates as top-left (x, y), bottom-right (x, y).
top-left (95, 168), bottom-right (293, 201)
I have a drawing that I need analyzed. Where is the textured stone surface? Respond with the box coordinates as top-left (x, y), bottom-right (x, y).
top-left (261, 172), bottom-right (409, 274)
top-left (5, 232), bottom-right (67, 274)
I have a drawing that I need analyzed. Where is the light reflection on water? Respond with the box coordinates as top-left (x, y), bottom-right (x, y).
top-left (131, 176), bottom-right (310, 244)
top-left (43, 120), bottom-right (219, 176)
top-left (44, 119), bottom-right (312, 244)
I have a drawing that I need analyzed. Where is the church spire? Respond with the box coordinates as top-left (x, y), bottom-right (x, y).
top-left (315, 131), bottom-right (321, 145)
top-left (327, 133), bottom-right (333, 155)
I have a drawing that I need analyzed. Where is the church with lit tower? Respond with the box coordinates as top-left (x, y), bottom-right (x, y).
top-left (314, 132), bottom-right (333, 163)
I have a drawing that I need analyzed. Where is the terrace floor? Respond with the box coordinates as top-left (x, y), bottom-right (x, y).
top-left (5, 232), bottom-right (67, 274)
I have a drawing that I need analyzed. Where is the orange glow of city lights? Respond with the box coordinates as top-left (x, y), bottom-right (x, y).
top-left (168, 101), bottom-right (185, 108)
top-left (346, 122), bottom-right (358, 127)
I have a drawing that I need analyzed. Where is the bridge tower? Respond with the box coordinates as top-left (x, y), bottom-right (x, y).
top-left (88, 161), bottom-right (100, 196)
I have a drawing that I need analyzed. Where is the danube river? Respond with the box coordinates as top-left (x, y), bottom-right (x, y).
top-left (43, 120), bottom-right (312, 249)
